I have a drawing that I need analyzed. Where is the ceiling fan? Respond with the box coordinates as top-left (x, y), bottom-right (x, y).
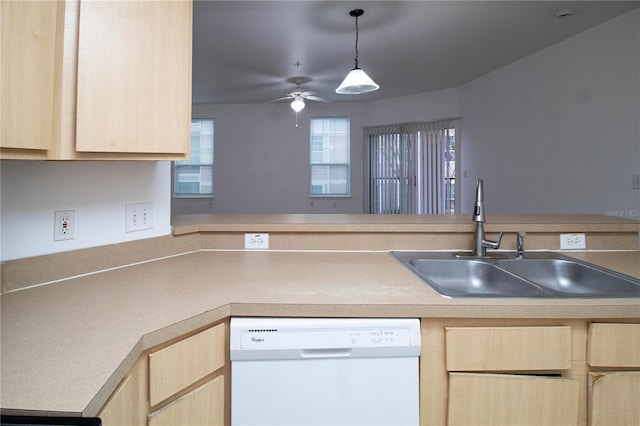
top-left (268, 77), bottom-right (330, 112)
top-left (268, 77), bottom-right (330, 127)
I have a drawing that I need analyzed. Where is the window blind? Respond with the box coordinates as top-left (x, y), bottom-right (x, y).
top-left (365, 119), bottom-right (457, 214)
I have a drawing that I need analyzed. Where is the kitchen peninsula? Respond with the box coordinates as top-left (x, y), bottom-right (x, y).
top-left (1, 214), bottom-right (639, 424)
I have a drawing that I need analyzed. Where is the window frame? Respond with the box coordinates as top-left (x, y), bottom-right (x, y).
top-left (172, 118), bottom-right (214, 199)
top-left (309, 116), bottom-right (351, 198)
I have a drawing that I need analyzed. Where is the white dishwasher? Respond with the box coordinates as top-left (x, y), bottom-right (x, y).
top-left (230, 317), bottom-right (421, 426)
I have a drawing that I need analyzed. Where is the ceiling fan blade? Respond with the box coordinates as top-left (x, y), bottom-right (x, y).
top-left (266, 95), bottom-right (294, 103)
top-left (305, 95), bottom-right (331, 103)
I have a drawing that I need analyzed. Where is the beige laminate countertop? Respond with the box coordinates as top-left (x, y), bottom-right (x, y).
top-left (1, 249), bottom-right (639, 416)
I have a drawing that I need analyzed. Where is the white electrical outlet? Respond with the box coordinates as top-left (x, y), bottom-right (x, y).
top-left (54, 210), bottom-right (75, 241)
top-left (125, 202), bottom-right (153, 233)
top-left (560, 233), bottom-right (586, 250)
top-left (245, 233), bottom-right (269, 249)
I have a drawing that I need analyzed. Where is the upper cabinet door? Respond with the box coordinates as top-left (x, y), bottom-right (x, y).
top-left (1, 1), bottom-right (60, 151)
top-left (75, 0), bottom-right (192, 154)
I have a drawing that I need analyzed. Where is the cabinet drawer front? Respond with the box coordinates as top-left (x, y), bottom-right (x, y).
top-left (445, 326), bottom-right (571, 371)
top-left (148, 375), bottom-right (224, 426)
top-left (448, 373), bottom-right (579, 426)
top-left (149, 323), bottom-right (225, 406)
top-left (588, 323), bottom-right (640, 367)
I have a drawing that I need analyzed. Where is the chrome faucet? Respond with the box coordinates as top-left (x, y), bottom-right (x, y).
top-left (516, 231), bottom-right (527, 258)
top-left (471, 179), bottom-right (503, 257)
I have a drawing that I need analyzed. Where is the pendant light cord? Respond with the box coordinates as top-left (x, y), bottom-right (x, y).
top-left (348, 9), bottom-right (364, 69)
top-left (354, 14), bottom-right (360, 69)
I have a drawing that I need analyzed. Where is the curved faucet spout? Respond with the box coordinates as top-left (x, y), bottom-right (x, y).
top-left (470, 179), bottom-right (504, 257)
top-left (472, 179), bottom-right (485, 223)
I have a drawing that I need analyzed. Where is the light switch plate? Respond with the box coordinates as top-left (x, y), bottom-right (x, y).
top-left (125, 202), bottom-right (153, 233)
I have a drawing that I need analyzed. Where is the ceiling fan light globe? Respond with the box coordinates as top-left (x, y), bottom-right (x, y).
top-left (291, 97), bottom-right (305, 112)
top-left (336, 68), bottom-right (379, 94)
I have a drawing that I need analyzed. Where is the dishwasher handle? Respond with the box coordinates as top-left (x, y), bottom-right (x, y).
top-left (300, 348), bottom-right (352, 358)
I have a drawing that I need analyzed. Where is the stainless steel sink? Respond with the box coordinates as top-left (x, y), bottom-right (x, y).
top-left (408, 259), bottom-right (546, 298)
top-left (390, 251), bottom-right (640, 298)
top-left (496, 257), bottom-right (640, 298)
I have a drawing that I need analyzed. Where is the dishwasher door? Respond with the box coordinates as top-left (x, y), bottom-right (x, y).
top-left (230, 317), bottom-right (421, 426)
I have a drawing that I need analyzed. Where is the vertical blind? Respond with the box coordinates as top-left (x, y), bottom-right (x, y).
top-left (365, 119), bottom-right (457, 214)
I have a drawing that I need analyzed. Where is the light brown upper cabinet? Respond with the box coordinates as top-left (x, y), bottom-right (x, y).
top-left (1, 0), bottom-right (192, 160)
top-left (1, 1), bottom-right (60, 152)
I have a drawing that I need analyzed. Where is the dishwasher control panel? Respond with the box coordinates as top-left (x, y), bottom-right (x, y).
top-left (230, 317), bottom-right (421, 360)
top-left (239, 328), bottom-right (412, 349)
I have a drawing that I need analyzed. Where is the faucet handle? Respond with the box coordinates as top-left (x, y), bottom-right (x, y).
top-left (482, 232), bottom-right (503, 250)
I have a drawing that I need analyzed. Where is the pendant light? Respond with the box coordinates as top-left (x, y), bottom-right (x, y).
top-left (336, 9), bottom-right (379, 95)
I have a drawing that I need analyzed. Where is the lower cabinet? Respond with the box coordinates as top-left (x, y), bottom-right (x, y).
top-left (587, 323), bottom-right (640, 426)
top-left (421, 319), bottom-right (596, 426)
top-left (444, 325), bottom-right (578, 426)
top-left (99, 320), bottom-right (227, 426)
top-left (98, 317), bottom-right (639, 426)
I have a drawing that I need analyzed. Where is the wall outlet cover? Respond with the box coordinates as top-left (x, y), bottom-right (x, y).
top-left (54, 210), bottom-right (75, 241)
top-left (245, 233), bottom-right (269, 249)
top-left (560, 233), bottom-right (586, 250)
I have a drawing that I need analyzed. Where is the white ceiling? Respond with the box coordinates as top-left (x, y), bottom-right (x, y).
top-left (192, 1), bottom-right (640, 104)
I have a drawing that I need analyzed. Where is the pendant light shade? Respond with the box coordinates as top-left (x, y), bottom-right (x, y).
top-left (336, 68), bottom-right (379, 94)
top-left (290, 96), bottom-right (305, 112)
top-left (336, 9), bottom-right (379, 95)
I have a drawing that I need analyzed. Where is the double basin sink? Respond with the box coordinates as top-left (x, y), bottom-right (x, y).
top-left (390, 251), bottom-right (640, 298)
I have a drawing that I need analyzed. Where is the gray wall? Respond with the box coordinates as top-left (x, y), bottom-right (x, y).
top-left (460, 9), bottom-right (640, 216)
top-left (175, 102), bottom-right (367, 215)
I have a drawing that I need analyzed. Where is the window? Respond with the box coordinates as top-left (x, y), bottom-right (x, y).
top-left (310, 117), bottom-right (350, 196)
top-left (364, 119), bottom-right (458, 214)
top-left (173, 119), bottom-right (214, 197)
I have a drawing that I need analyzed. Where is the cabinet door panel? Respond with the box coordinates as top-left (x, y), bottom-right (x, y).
top-left (589, 372), bottom-right (640, 426)
top-left (448, 373), bottom-right (578, 426)
top-left (588, 323), bottom-right (640, 367)
top-left (446, 326), bottom-right (571, 371)
top-left (1, 1), bottom-right (59, 150)
top-left (98, 355), bottom-right (148, 426)
top-left (76, 0), bottom-right (191, 154)
top-left (148, 375), bottom-right (224, 426)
